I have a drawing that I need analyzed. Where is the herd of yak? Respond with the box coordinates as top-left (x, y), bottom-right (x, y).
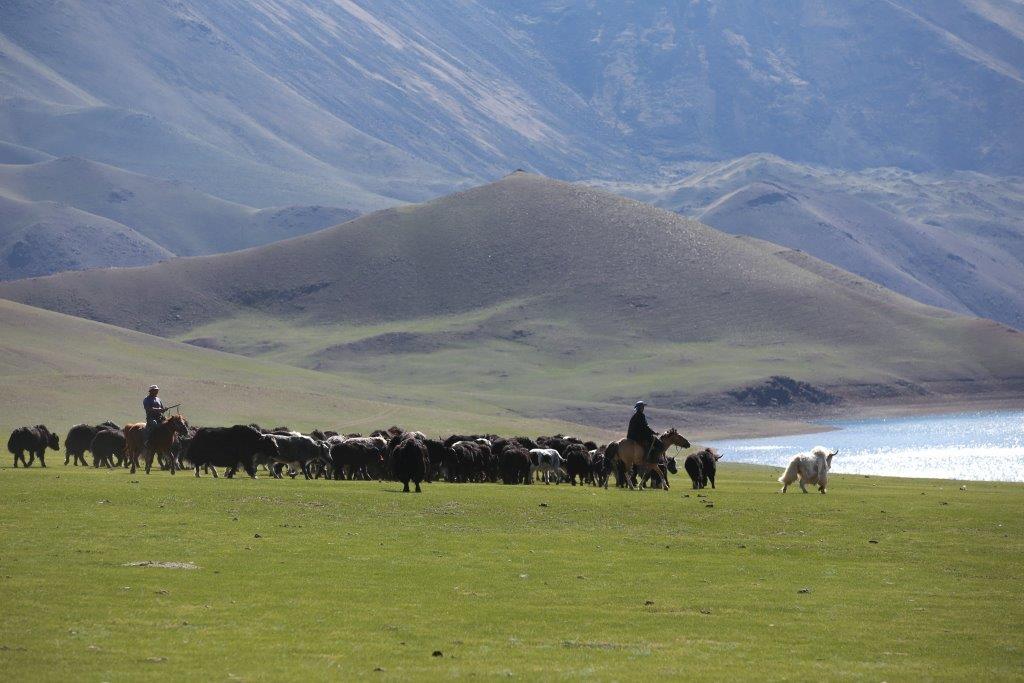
top-left (5, 420), bottom-right (724, 492)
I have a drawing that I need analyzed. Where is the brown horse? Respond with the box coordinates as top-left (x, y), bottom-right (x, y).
top-left (608, 428), bottom-right (691, 490)
top-left (123, 415), bottom-right (189, 475)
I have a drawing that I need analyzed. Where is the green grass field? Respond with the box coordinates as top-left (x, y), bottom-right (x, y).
top-left (1, 464), bottom-right (1021, 680)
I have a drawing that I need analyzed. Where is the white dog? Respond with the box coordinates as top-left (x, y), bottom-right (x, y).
top-left (778, 446), bottom-right (837, 494)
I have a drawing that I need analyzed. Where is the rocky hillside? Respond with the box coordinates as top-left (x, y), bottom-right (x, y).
top-left (2, 175), bottom-right (1021, 411)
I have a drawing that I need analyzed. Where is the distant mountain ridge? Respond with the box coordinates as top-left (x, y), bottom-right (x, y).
top-left (593, 155), bottom-right (1024, 329)
top-left (1, 1), bottom-right (1022, 323)
top-left (0, 156), bottom-right (358, 278)
top-left (2, 174), bottom-right (1021, 414)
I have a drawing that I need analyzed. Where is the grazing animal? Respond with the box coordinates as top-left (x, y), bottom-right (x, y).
top-left (329, 436), bottom-right (387, 480)
top-left (7, 425), bottom-right (59, 467)
top-left (123, 414), bottom-right (190, 474)
top-left (498, 445), bottom-right (532, 484)
top-left (564, 443), bottom-right (593, 486)
top-left (392, 436), bottom-right (429, 492)
top-left (90, 429), bottom-right (126, 468)
top-left (268, 432), bottom-right (331, 479)
top-left (779, 447), bottom-right (837, 493)
top-left (608, 428), bottom-right (690, 490)
top-left (421, 439), bottom-right (454, 482)
top-left (186, 425), bottom-right (280, 478)
top-left (589, 448), bottom-right (611, 489)
top-left (684, 448), bottom-right (723, 489)
top-left (529, 448), bottom-right (566, 484)
top-left (64, 422), bottom-right (118, 466)
top-left (449, 440), bottom-right (494, 482)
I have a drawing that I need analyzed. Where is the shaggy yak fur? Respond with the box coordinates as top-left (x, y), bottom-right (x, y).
top-left (564, 443), bottom-right (593, 486)
top-left (392, 436), bottom-right (429, 492)
top-left (329, 436), bottom-right (387, 480)
top-left (185, 425), bottom-right (280, 478)
top-left (684, 448), bottom-right (723, 489)
top-left (64, 422), bottom-right (118, 466)
top-left (499, 445), bottom-right (533, 485)
top-left (90, 428), bottom-right (126, 468)
top-left (7, 425), bottom-right (60, 467)
top-left (779, 446), bottom-right (837, 493)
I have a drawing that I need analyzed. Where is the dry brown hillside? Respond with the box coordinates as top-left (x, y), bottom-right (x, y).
top-left (2, 173), bottom-right (1022, 411)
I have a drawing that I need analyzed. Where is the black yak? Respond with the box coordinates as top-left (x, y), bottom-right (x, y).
top-left (64, 422), bottom-right (118, 466)
top-left (90, 428), bottom-right (126, 468)
top-left (7, 425), bottom-right (59, 467)
top-left (564, 443), bottom-right (593, 486)
top-left (393, 436), bottom-right (428, 492)
top-left (498, 445), bottom-right (532, 484)
top-left (684, 448), bottom-right (723, 489)
top-left (329, 436), bottom-right (387, 480)
top-left (185, 425), bottom-right (280, 478)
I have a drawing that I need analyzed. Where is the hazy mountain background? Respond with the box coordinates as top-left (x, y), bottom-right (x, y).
top-left (1, 1), bottom-right (1022, 326)
top-left (3, 174), bottom-right (1022, 433)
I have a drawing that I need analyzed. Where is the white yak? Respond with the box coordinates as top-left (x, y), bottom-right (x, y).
top-left (779, 446), bottom-right (837, 493)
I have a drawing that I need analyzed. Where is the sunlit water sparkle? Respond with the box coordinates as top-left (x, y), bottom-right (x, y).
top-left (708, 410), bottom-right (1024, 482)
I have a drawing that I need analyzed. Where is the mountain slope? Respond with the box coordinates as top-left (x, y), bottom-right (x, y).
top-left (0, 0), bottom-right (626, 207)
top-left (490, 0), bottom-right (1024, 173)
top-left (0, 298), bottom-right (598, 441)
top-left (595, 155), bottom-right (1024, 329)
top-left (0, 157), bottom-right (358, 259)
top-left (3, 0), bottom-right (1020, 209)
top-left (2, 174), bottom-right (1022, 416)
top-left (0, 194), bottom-right (172, 280)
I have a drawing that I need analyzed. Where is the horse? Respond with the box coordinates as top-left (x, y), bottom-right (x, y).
top-left (607, 428), bottom-right (691, 490)
top-left (123, 415), bottom-right (190, 475)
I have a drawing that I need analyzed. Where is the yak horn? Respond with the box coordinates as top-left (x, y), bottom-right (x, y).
top-left (830, 449), bottom-right (839, 456)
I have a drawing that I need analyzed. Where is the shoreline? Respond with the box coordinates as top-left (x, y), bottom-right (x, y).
top-left (696, 394), bottom-right (1024, 442)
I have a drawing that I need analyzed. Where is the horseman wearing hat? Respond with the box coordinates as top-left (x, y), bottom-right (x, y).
top-left (628, 401), bottom-right (658, 463)
top-left (143, 385), bottom-right (166, 448)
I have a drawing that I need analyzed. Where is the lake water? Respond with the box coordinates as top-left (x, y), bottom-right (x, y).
top-left (708, 410), bottom-right (1024, 482)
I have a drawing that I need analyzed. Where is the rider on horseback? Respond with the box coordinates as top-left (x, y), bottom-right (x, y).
top-left (628, 401), bottom-right (659, 463)
top-left (143, 385), bottom-right (166, 448)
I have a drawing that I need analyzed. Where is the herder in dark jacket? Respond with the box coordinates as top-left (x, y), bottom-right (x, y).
top-left (143, 385), bottom-right (166, 448)
top-left (627, 400), bottom-right (658, 463)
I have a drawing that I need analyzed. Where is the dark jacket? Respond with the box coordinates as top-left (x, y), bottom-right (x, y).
top-left (627, 410), bottom-right (655, 443)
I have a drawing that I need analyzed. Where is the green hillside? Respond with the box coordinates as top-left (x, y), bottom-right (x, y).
top-left (0, 299), bottom-right (602, 441)
top-left (2, 174), bottom-right (1022, 430)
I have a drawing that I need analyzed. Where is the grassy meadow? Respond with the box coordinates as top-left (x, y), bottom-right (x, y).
top-left (1, 463), bottom-right (1021, 680)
